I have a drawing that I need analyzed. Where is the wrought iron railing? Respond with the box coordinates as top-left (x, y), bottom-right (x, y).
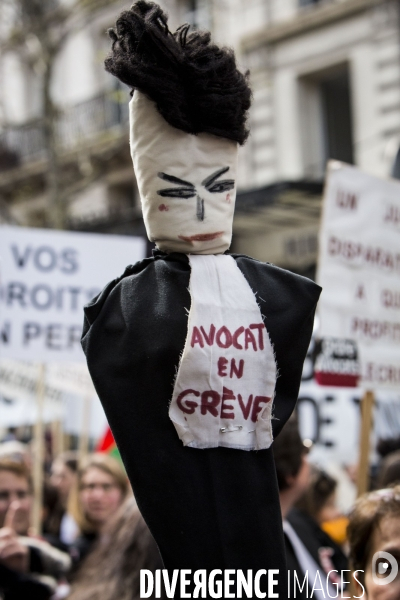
top-left (0, 90), bottom-right (129, 169)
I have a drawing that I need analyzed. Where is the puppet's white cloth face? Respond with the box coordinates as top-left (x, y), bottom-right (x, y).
top-left (129, 92), bottom-right (238, 254)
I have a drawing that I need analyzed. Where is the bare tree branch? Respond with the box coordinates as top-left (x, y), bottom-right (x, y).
top-left (0, 0), bottom-right (122, 229)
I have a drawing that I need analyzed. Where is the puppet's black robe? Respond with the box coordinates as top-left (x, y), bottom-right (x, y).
top-left (82, 251), bottom-right (321, 598)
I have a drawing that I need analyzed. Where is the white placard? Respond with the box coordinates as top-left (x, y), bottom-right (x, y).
top-left (299, 379), bottom-right (400, 467)
top-left (0, 358), bottom-right (107, 436)
top-left (318, 161), bottom-right (400, 389)
top-left (0, 360), bottom-right (64, 406)
top-left (0, 226), bottom-right (146, 362)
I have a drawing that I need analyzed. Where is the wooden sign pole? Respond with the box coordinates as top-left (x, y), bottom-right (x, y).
top-left (51, 420), bottom-right (64, 458)
top-left (356, 390), bottom-right (375, 498)
top-left (78, 393), bottom-right (92, 462)
top-left (32, 363), bottom-right (46, 535)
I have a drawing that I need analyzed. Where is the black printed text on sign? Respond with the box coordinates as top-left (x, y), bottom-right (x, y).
top-left (0, 226), bottom-right (145, 363)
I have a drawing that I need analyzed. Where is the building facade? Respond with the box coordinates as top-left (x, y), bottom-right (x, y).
top-left (1, 0), bottom-right (399, 275)
top-left (216, 0), bottom-right (400, 274)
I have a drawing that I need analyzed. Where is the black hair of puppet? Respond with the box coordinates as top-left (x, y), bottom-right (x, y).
top-left (104, 0), bottom-right (252, 145)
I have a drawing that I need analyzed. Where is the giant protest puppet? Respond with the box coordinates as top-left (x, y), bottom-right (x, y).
top-left (82, 1), bottom-right (321, 596)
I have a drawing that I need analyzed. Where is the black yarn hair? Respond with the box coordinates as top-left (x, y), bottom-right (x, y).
top-left (105, 0), bottom-right (251, 145)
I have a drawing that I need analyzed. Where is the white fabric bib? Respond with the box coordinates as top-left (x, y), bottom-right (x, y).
top-left (169, 255), bottom-right (277, 450)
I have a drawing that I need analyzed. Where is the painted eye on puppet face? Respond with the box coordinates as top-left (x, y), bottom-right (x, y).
top-left (156, 167), bottom-right (235, 200)
top-left (202, 167), bottom-right (235, 194)
top-left (156, 173), bottom-right (196, 199)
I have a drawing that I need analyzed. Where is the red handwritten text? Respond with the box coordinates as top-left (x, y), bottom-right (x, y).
top-left (336, 189), bottom-right (358, 211)
top-left (382, 289), bottom-right (400, 309)
top-left (191, 323), bottom-right (265, 351)
top-left (217, 357), bottom-right (245, 379)
top-left (176, 387), bottom-right (271, 422)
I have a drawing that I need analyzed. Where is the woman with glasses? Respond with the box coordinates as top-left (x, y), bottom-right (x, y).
top-left (68, 453), bottom-right (128, 573)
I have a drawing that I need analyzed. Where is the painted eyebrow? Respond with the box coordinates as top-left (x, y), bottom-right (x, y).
top-left (158, 172), bottom-right (195, 188)
top-left (157, 188), bottom-right (196, 198)
top-left (202, 167), bottom-right (230, 189)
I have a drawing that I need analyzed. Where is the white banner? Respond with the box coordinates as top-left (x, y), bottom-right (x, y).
top-left (318, 162), bottom-right (400, 390)
top-left (299, 379), bottom-right (400, 465)
top-left (46, 363), bottom-right (95, 396)
top-left (0, 226), bottom-right (145, 362)
top-left (298, 377), bottom-right (400, 512)
top-left (0, 358), bottom-right (107, 436)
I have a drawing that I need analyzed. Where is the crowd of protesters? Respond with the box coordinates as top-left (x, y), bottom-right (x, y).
top-left (0, 431), bottom-right (161, 600)
top-left (274, 418), bottom-right (400, 599)
top-left (1, 423), bottom-right (400, 599)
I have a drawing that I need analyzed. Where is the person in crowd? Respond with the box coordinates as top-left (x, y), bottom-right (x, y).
top-left (377, 436), bottom-right (400, 460)
top-left (50, 453), bottom-right (78, 510)
top-left (368, 437), bottom-right (400, 489)
top-left (377, 449), bottom-right (400, 489)
top-left (348, 486), bottom-right (400, 599)
top-left (45, 452), bottom-right (79, 547)
top-left (68, 453), bottom-right (129, 571)
top-left (296, 466), bottom-right (349, 547)
top-left (1, 427), bottom-right (18, 443)
top-left (67, 497), bottom-right (163, 600)
top-left (0, 440), bottom-right (30, 465)
top-left (296, 466), bottom-right (338, 524)
top-left (0, 459), bottom-right (71, 599)
top-left (42, 481), bottom-right (68, 551)
top-left (274, 418), bottom-right (348, 600)
top-left (0, 460), bottom-right (32, 534)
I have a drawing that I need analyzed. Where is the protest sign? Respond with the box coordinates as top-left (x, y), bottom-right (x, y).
top-left (46, 362), bottom-right (95, 396)
top-left (0, 226), bottom-right (145, 362)
top-left (299, 378), bottom-right (400, 465)
top-left (0, 358), bottom-right (107, 436)
top-left (318, 162), bottom-right (400, 390)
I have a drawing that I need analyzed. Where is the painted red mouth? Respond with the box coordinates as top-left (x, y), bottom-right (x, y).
top-left (178, 232), bottom-right (224, 243)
